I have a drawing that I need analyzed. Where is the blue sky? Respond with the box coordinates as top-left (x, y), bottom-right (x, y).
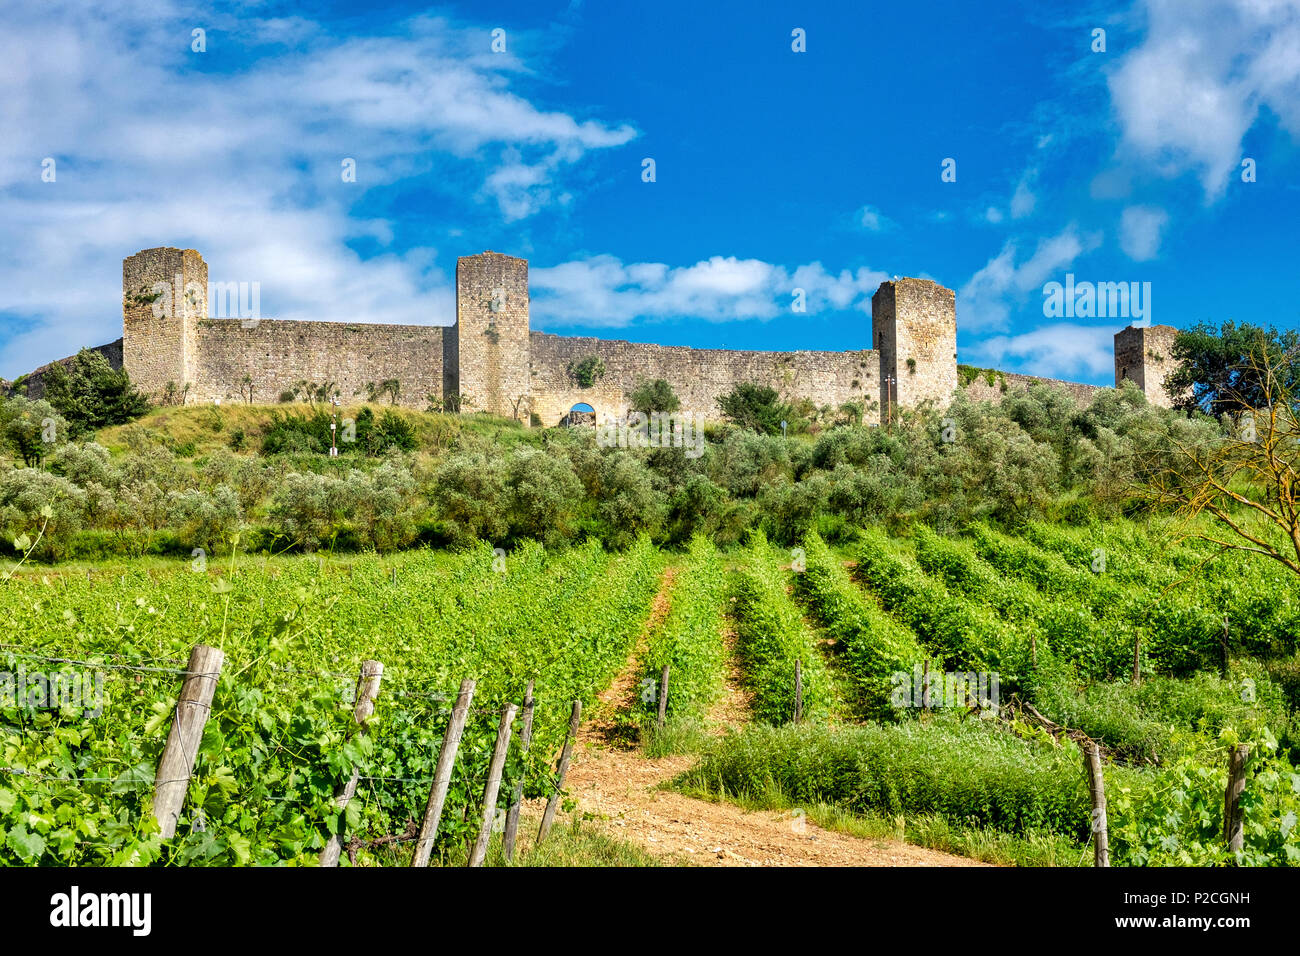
top-left (2, 0), bottom-right (1298, 385)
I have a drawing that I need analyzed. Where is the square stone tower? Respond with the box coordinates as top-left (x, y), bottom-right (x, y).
top-left (1114, 324), bottom-right (1181, 408)
top-left (872, 278), bottom-right (957, 420)
top-left (122, 247), bottom-right (207, 400)
top-left (454, 251), bottom-right (531, 419)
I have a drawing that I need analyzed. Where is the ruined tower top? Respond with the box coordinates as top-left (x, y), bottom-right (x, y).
top-left (454, 251), bottom-right (530, 419)
top-left (1114, 324), bottom-right (1181, 408)
top-left (872, 278), bottom-right (958, 418)
top-left (122, 247), bottom-right (208, 400)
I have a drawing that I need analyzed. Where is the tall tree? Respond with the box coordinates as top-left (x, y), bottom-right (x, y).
top-left (41, 349), bottom-right (149, 435)
top-left (1149, 343), bottom-right (1300, 577)
top-left (1167, 321), bottom-right (1300, 417)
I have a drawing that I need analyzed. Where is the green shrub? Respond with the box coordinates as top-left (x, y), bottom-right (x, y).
top-left (684, 718), bottom-right (1100, 838)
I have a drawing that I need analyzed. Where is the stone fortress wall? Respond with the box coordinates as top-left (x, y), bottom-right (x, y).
top-left (9, 245), bottom-right (1183, 423)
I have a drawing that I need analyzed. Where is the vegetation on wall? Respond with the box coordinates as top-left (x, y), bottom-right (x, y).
top-left (566, 355), bottom-right (606, 388)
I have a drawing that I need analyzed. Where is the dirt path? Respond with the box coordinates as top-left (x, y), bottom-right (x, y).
top-left (562, 568), bottom-right (985, 867)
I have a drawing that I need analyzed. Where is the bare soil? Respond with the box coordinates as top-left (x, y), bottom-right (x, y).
top-left (560, 566), bottom-right (986, 867)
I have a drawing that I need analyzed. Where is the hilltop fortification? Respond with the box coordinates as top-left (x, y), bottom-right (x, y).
top-left (16, 247), bottom-right (1182, 423)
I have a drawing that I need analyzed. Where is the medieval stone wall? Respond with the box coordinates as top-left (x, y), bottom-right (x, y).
top-left (44, 245), bottom-right (1183, 425)
top-left (12, 339), bottom-right (124, 400)
top-left (189, 319), bottom-right (446, 407)
top-left (528, 332), bottom-right (879, 426)
top-left (962, 371), bottom-right (1104, 407)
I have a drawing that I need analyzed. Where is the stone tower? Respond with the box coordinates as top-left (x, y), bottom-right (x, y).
top-left (872, 278), bottom-right (958, 420)
top-left (454, 251), bottom-right (531, 419)
top-left (1114, 324), bottom-right (1181, 408)
top-left (122, 247), bottom-right (207, 400)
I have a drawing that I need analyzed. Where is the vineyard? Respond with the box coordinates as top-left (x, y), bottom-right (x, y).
top-left (2, 514), bottom-right (1299, 866)
top-left (0, 538), bottom-right (663, 865)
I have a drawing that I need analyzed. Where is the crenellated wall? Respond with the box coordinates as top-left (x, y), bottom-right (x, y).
top-left (6, 245), bottom-right (1181, 425)
top-left (962, 371), bottom-right (1105, 407)
top-left (528, 332), bottom-right (879, 426)
top-left (190, 319), bottom-right (447, 407)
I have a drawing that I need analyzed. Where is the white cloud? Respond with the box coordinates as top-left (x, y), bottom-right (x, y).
top-left (1009, 171), bottom-right (1037, 219)
top-left (856, 205), bottom-right (892, 231)
top-left (984, 207), bottom-right (1005, 224)
top-left (1108, 0), bottom-right (1300, 198)
top-left (0, 1), bottom-right (635, 378)
top-left (971, 323), bottom-right (1116, 380)
top-left (958, 225), bottom-right (1102, 331)
top-left (531, 255), bottom-right (889, 327)
top-left (1119, 205), bottom-right (1169, 261)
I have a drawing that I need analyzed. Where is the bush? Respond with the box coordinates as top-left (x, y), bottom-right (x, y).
top-left (0, 468), bottom-right (88, 559)
top-left (717, 383), bottom-right (789, 435)
top-left (628, 379), bottom-right (680, 416)
top-left (0, 396), bottom-right (68, 467)
top-left (566, 355), bottom-right (606, 388)
top-left (684, 718), bottom-right (1098, 838)
top-left (594, 453), bottom-right (668, 549)
top-left (40, 349), bottom-right (150, 435)
top-left (261, 410), bottom-right (331, 455)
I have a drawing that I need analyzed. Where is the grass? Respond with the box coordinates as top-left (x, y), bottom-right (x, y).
top-left (681, 717), bottom-right (1108, 838)
top-left (94, 402), bottom-right (535, 460)
top-left (361, 816), bottom-right (666, 867)
top-left (639, 716), bottom-right (713, 757)
top-left (672, 780), bottom-right (1084, 867)
top-left (1, 540), bottom-right (465, 579)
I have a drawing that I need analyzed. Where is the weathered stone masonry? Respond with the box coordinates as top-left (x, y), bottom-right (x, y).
top-left (12, 245), bottom-right (1182, 422)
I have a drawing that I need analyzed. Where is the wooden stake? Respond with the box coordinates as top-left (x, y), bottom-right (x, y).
top-left (468, 704), bottom-right (517, 867)
top-left (537, 699), bottom-right (581, 845)
top-left (1221, 615), bottom-right (1231, 680)
top-left (1083, 741), bottom-right (1109, 867)
top-left (1224, 743), bottom-right (1249, 854)
top-left (410, 678), bottom-right (476, 867)
top-left (793, 659), bottom-right (803, 723)
top-left (152, 644), bottom-right (224, 838)
top-left (1030, 633), bottom-right (1037, 667)
top-left (921, 658), bottom-right (931, 711)
top-left (319, 659), bottom-right (384, 867)
top-left (657, 664), bottom-right (670, 729)
top-left (1132, 631), bottom-right (1142, 685)
top-left (502, 680), bottom-right (535, 862)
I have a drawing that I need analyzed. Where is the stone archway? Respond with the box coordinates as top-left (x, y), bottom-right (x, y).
top-left (564, 402), bottom-right (596, 427)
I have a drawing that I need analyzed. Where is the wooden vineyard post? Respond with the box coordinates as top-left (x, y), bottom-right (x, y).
top-left (1132, 632), bottom-right (1142, 684)
top-left (537, 699), bottom-right (581, 845)
top-left (410, 678), bottom-right (476, 867)
top-left (1224, 743), bottom-right (1249, 854)
top-left (1030, 633), bottom-right (1037, 668)
top-left (793, 659), bottom-right (803, 723)
top-left (468, 704), bottom-right (518, 867)
top-left (1083, 741), bottom-right (1109, 867)
top-left (152, 644), bottom-right (225, 838)
top-left (921, 659), bottom-right (931, 711)
top-left (1221, 615), bottom-right (1231, 680)
top-left (502, 680), bottom-right (535, 862)
top-left (657, 664), bottom-right (670, 729)
top-left (319, 659), bottom-right (384, 867)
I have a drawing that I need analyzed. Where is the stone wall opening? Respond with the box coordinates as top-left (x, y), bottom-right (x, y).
top-left (564, 402), bottom-right (596, 427)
